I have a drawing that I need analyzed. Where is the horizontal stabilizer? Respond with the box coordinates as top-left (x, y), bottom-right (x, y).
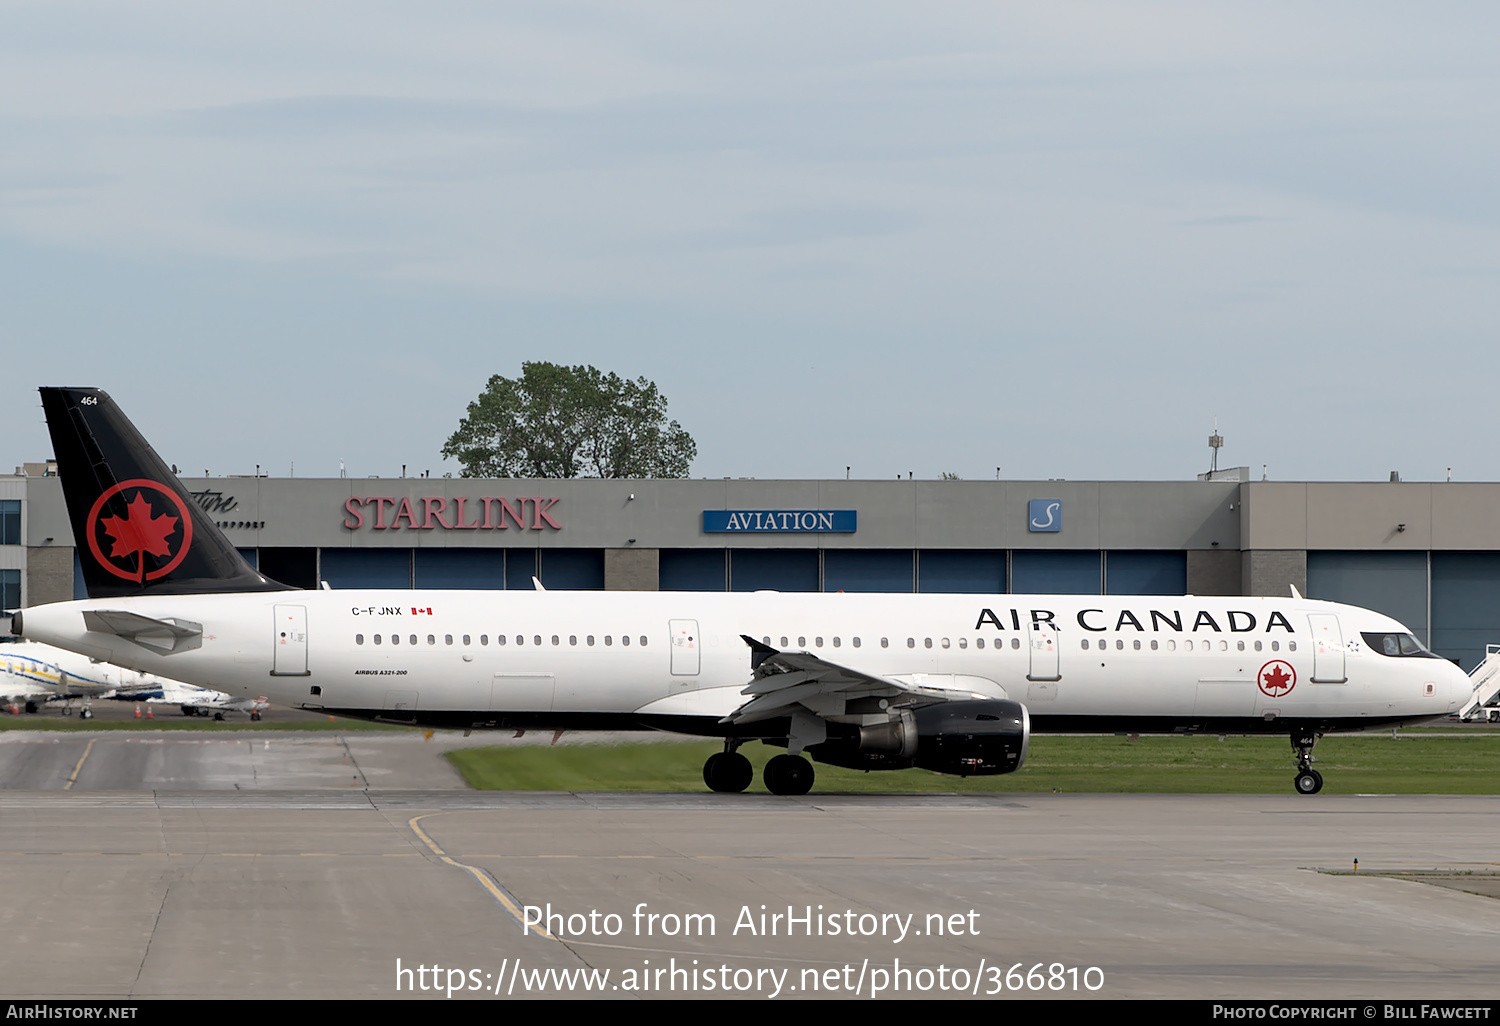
top-left (82, 610), bottom-right (202, 653)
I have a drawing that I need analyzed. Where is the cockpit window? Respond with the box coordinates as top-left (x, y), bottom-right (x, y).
top-left (1360, 632), bottom-right (1440, 658)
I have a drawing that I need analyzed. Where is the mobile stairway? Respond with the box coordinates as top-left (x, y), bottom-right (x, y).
top-left (1458, 644), bottom-right (1500, 722)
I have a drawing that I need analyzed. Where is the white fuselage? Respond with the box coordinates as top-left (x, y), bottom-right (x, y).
top-left (16, 590), bottom-right (1470, 732)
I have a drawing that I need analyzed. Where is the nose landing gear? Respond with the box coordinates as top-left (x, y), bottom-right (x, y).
top-left (1291, 727), bottom-right (1324, 794)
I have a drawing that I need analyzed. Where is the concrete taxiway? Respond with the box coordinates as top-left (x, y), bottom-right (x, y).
top-left (0, 729), bottom-right (1496, 1001)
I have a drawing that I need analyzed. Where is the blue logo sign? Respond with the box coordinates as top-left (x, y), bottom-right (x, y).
top-left (703, 510), bottom-right (857, 533)
top-left (1028, 500), bottom-right (1061, 533)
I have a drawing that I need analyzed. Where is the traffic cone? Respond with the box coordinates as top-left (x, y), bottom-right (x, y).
top-left (145, 706), bottom-right (153, 720)
top-left (133, 705), bottom-right (141, 719)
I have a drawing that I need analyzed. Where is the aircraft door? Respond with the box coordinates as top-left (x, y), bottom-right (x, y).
top-left (669, 619), bottom-right (700, 676)
top-left (1308, 613), bottom-right (1347, 683)
top-left (272, 604), bottom-right (309, 676)
top-left (1027, 621), bottom-right (1060, 682)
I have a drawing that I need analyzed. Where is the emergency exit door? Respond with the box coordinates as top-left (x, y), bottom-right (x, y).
top-left (1028, 621), bottom-right (1060, 681)
top-left (669, 619), bottom-right (700, 675)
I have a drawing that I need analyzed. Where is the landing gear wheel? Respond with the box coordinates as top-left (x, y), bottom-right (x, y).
top-left (79, 709), bottom-right (92, 720)
top-left (1289, 726), bottom-right (1325, 795)
top-left (703, 751), bottom-right (753, 793)
top-left (213, 712), bottom-right (224, 721)
top-left (251, 712), bottom-right (261, 722)
top-left (764, 754), bottom-right (814, 796)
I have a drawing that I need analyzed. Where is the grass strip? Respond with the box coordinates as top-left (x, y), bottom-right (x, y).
top-left (448, 733), bottom-right (1500, 794)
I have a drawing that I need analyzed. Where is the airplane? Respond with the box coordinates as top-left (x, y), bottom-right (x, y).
top-left (0, 637), bottom-right (258, 718)
top-left (149, 680), bottom-right (269, 721)
top-left (0, 637), bottom-right (162, 716)
top-left (10, 388), bottom-right (1474, 795)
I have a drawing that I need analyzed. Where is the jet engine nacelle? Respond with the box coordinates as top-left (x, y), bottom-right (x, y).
top-left (809, 699), bottom-right (1030, 776)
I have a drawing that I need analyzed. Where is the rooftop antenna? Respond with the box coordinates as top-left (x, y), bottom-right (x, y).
top-left (1208, 420), bottom-right (1223, 475)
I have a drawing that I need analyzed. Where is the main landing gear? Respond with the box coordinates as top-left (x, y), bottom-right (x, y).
top-left (763, 753), bottom-right (814, 796)
top-left (1291, 727), bottom-right (1324, 794)
top-left (701, 743), bottom-right (816, 795)
top-left (703, 742), bottom-right (753, 793)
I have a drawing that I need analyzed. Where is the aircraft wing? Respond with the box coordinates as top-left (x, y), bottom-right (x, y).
top-left (721, 636), bottom-right (995, 757)
top-left (722, 636), bottom-right (918, 726)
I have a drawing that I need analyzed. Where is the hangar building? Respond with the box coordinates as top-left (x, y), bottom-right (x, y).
top-left (6, 463), bottom-right (1500, 670)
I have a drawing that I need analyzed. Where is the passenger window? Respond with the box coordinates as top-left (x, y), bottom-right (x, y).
top-left (464, 635), bottom-right (471, 646)
top-left (853, 638), bottom-right (861, 648)
top-left (976, 638), bottom-right (984, 649)
top-left (1011, 638), bottom-right (1021, 650)
top-left (1133, 640), bottom-right (1141, 650)
top-left (498, 635), bottom-right (507, 646)
top-left (833, 637), bottom-right (841, 648)
top-left (1150, 640), bottom-right (1158, 650)
top-left (1236, 640), bottom-right (1244, 651)
top-left (373, 634), bottom-right (382, 645)
top-left (780, 636), bottom-right (788, 647)
top-left (1254, 640), bottom-right (1262, 652)
top-left (587, 636), bottom-right (595, 646)
top-left (639, 636), bottom-right (647, 646)
top-left (881, 638), bottom-right (889, 648)
top-left (924, 638), bottom-right (933, 649)
top-left (569, 636), bottom-right (576, 646)
top-left (1288, 641), bottom-right (1296, 652)
top-left (1116, 640), bottom-right (1124, 650)
top-left (481, 635), bottom-right (488, 646)
top-left (1271, 641), bottom-right (1280, 652)
top-left (815, 637), bottom-right (823, 647)
top-left (356, 634), bottom-right (364, 645)
top-left (622, 636), bottom-right (630, 646)
top-left (551, 635), bottom-right (559, 646)
top-left (409, 635), bottom-right (417, 646)
top-left (958, 638), bottom-right (967, 649)
top-left (907, 638), bottom-right (915, 648)
top-left (1080, 639), bottom-right (1090, 651)
top-left (605, 636), bottom-right (612, 646)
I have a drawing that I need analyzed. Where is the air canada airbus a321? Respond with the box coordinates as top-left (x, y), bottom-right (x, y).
top-left (11, 388), bottom-right (1472, 795)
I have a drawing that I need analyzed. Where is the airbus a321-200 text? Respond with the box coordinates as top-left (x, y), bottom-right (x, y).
top-left (11, 388), bottom-right (1473, 794)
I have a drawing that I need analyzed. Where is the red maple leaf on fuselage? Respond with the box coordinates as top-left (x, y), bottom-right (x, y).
top-left (1262, 665), bottom-right (1292, 694)
top-left (100, 491), bottom-right (180, 567)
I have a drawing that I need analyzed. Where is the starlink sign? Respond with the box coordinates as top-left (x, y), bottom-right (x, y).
top-left (342, 496), bottom-right (562, 531)
top-left (703, 510), bottom-right (858, 533)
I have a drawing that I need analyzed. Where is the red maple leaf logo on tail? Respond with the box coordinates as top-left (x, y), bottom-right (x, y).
top-left (100, 492), bottom-right (180, 580)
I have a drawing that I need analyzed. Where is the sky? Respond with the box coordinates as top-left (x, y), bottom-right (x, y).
top-left (4, 2), bottom-right (1499, 484)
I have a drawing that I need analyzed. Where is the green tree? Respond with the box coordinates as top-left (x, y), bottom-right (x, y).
top-left (442, 363), bottom-right (697, 478)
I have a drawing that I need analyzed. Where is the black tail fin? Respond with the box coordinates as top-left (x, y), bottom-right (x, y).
top-left (39, 387), bottom-right (294, 598)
